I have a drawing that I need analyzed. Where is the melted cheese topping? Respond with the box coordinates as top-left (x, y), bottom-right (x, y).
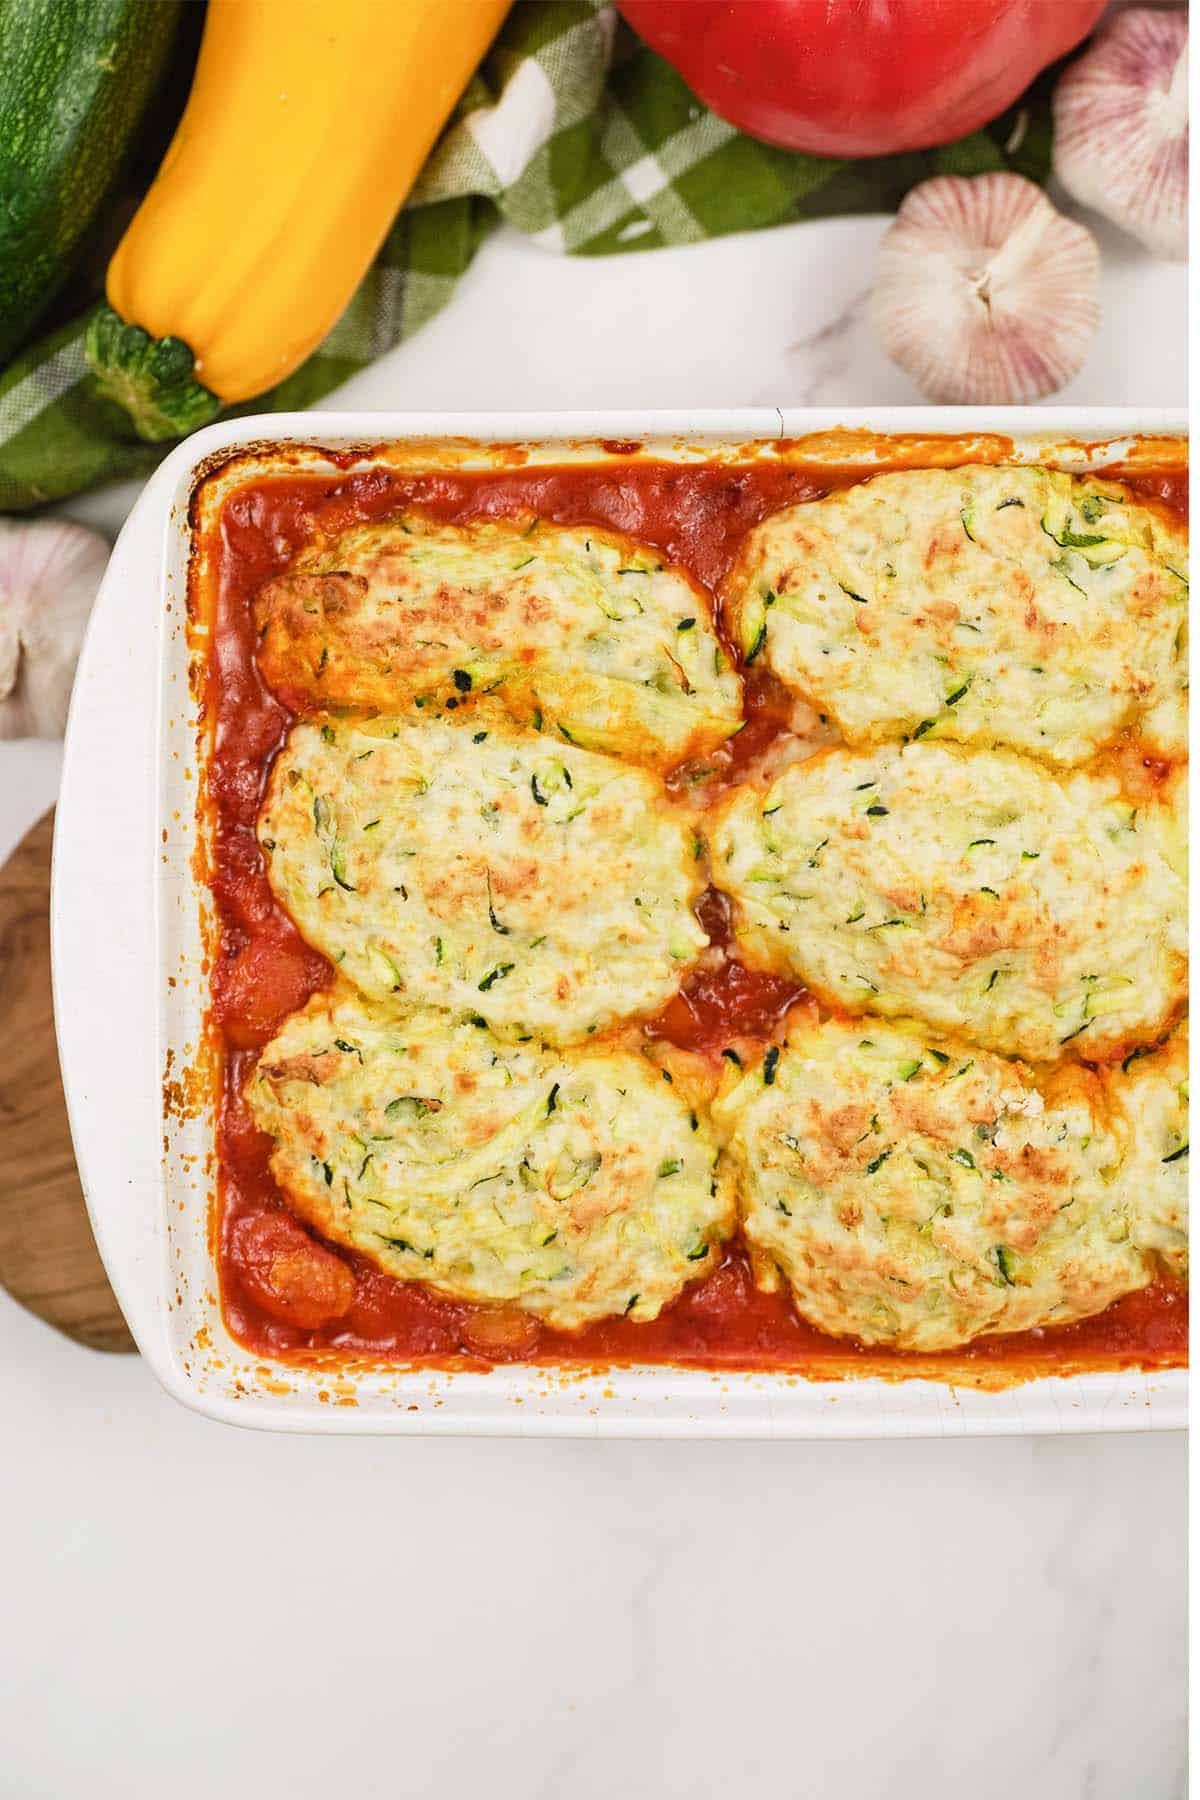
top-left (710, 742), bottom-right (1186, 1062)
top-left (1114, 1025), bottom-right (1189, 1280)
top-left (247, 990), bottom-right (732, 1328)
top-left (716, 1016), bottom-right (1153, 1350)
top-left (260, 715), bottom-right (708, 1044)
top-left (725, 466), bottom-right (1188, 765)
top-left (253, 512), bottom-right (742, 769)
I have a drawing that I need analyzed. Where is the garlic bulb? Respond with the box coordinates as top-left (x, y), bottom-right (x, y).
top-left (871, 173), bottom-right (1101, 404)
top-left (0, 520), bottom-right (109, 740)
top-left (1053, 8), bottom-right (1188, 260)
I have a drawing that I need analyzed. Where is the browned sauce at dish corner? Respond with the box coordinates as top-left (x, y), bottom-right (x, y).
top-left (204, 458), bottom-right (1188, 1378)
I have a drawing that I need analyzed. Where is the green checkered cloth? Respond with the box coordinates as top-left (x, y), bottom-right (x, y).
top-left (0, 0), bottom-right (1052, 512)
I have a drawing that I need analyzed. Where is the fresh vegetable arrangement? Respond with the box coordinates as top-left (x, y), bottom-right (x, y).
top-left (871, 174), bottom-right (1102, 404)
top-left (614, 0), bottom-right (1107, 157)
top-left (618, 0), bottom-right (1187, 400)
top-left (0, 518), bottom-right (107, 737)
top-left (0, 0), bottom-right (1187, 512)
top-left (88, 0), bottom-right (510, 440)
top-left (1053, 6), bottom-right (1189, 258)
top-left (0, 0), bottom-right (181, 363)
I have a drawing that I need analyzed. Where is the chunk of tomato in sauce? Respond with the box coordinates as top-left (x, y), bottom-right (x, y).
top-left (647, 887), bottom-right (806, 1055)
top-left (231, 1210), bottom-right (355, 1330)
top-left (213, 934), bottom-right (328, 1048)
top-left (457, 1306), bottom-right (542, 1360)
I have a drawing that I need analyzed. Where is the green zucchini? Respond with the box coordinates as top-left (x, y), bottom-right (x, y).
top-left (0, 0), bottom-right (180, 362)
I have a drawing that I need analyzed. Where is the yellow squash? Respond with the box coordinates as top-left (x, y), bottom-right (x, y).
top-left (88, 0), bottom-right (509, 436)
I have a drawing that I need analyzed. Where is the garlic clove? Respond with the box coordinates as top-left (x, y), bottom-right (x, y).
top-left (871, 172), bottom-right (1101, 404)
top-left (1053, 8), bottom-right (1188, 261)
top-left (0, 595), bottom-right (18, 708)
top-left (0, 520), bottom-right (109, 741)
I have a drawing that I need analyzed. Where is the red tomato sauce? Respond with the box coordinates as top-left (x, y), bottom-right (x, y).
top-left (201, 456), bottom-right (1188, 1379)
top-left (1108, 467), bottom-right (1188, 516)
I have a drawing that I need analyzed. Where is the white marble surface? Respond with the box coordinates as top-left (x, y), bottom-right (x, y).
top-left (0, 213), bottom-right (1187, 1798)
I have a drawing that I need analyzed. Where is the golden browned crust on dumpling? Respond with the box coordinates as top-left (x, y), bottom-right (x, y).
top-left (254, 512), bottom-right (742, 770)
top-left (709, 742), bottom-right (1187, 1063)
top-left (724, 466), bottom-right (1187, 766)
top-left (247, 989), bottom-right (733, 1328)
top-left (715, 1015), bottom-right (1155, 1350)
top-left (259, 713), bottom-right (708, 1044)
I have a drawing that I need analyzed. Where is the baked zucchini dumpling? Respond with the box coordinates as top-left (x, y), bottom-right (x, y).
top-left (1112, 1023), bottom-right (1189, 1281)
top-left (254, 513), bottom-right (742, 770)
top-left (725, 466), bottom-right (1188, 765)
top-left (246, 991), bottom-right (732, 1329)
top-left (715, 1015), bottom-right (1155, 1352)
top-left (710, 742), bottom-right (1187, 1063)
top-left (259, 714), bottom-right (708, 1045)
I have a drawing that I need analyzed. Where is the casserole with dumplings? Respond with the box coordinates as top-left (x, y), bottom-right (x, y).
top-left (192, 437), bottom-right (1188, 1379)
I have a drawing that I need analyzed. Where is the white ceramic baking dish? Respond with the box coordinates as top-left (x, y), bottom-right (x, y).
top-left (52, 407), bottom-right (1188, 1435)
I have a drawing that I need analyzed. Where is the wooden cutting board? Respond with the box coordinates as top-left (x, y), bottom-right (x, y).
top-left (0, 809), bottom-right (134, 1352)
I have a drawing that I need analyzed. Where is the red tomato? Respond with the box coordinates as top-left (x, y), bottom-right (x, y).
top-left (616, 0), bottom-right (1106, 157)
top-left (213, 933), bottom-right (327, 1048)
top-left (231, 1210), bottom-right (356, 1330)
